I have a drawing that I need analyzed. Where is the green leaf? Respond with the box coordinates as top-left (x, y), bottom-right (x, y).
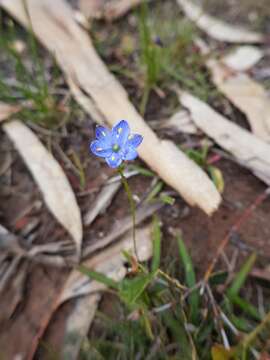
top-left (129, 164), bottom-right (155, 177)
top-left (159, 193), bottom-right (175, 205)
top-left (151, 216), bottom-right (162, 273)
top-left (78, 265), bottom-right (119, 290)
top-left (141, 309), bottom-right (154, 340)
top-left (208, 165), bottom-right (224, 193)
top-left (229, 295), bottom-right (261, 321)
top-left (227, 253), bottom-right (257, 298)
top-left (177, 235), bottom-right (199, 324)
top-left (119, 274), bottom-right (153, 305)
top-left (145, 181), bottom-right (163, 203)
top-left (185, 148), bottom-right (205, 167)
top-left (228, 313), bottom-right (252, 332)
top-left (162, 310), bottom-right (194, 360)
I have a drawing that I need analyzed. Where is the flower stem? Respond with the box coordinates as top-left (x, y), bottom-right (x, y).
top-left (118, 167), bottom-right (138, 260)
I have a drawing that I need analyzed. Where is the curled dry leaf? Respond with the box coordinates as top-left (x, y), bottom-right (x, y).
top-left (0, 102), bottom-right (21, 122)
top-left (67, 76), bottom-right (106, 125)
top-left (195, 39), bottom-right (270, 142)
top-left (84, 170), bottom-right (139, 227)
top-left (102, 0), bottom-right (147, 21)
top-left (83, 180), bottom-right (120, 226)
top-left (79, 0), bottom-right (149, 21)
top-left (176, 0), bottom-right (263, 43)
top-left (179, 91), bottom-right (270, 186)
top-left (3, 120), bottom-right (82, 257)
top-left (150, 110), bottom-right (197, 135)
top-left (251, 267), bottom-right (270, 282)
top-left (61, 294), bottom-right (101, 360)
top-left (208, 58), bottom-right (270, 143)
top-left (79, 0), bottom-right (104, 19)
top-left (1, 0), bottom-right (221, 215)
top-left (221, 46), bottom-right (264, 72)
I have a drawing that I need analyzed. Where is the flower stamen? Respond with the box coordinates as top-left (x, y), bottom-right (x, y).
top-left (112, 144), bottom-right (120, 152)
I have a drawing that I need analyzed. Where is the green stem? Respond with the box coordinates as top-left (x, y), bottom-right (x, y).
top-left (240, 310), bottom-right (270, 358)
top-left (140, 85), bottom-right (150, 116)
top-left (118, 167), bottom-right (138, 260)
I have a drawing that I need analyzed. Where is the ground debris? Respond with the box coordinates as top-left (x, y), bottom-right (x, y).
top-left (78, 0), bottom-right (150, 21)
top-left (83, 178), bottom-right (121, 226)
top-left (149, 110), bottom-right (197, 135)
top-left (176, 0), bottom-right (263, 43)
top-left (221, 46), bottom-right (264, 72)
top-left (0, 0), bottom-right (221, 215)
top-left (0, 102), bottom-right (21, 122)
top-left (178, 90), bottom-right (270, 186)
top-left (2, 120), bottom-right (83, 259)
top-left (48, 225), bottom-right (153, 359)
top-left (207, 57), bottom-right (270, 142)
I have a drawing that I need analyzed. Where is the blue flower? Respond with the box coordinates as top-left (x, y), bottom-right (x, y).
top-left (90, 120), bottom-right (143, 168)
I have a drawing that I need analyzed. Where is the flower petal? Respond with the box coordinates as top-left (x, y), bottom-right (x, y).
top-left (127, 134), bottom-right (143, 148)
top-left (90, 140), bottom-right (112, 158)
top-left (105, 152), bottom-right (123, 168)
top-left (123, 147), bottom-right (138, 161)
top-left (95, 126), bottom-right (110, 141)
top-left (112, 120), bottom-right (130, 148)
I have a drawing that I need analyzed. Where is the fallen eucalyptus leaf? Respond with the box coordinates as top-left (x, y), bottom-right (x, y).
top-left (83, 181), bottom-right (121, 226)
top-left (79, 0), bottom-right (103, 19)
top-left (79, 0), bottom-right (151, 21)
top-left (0, 102), bottom-right (21, 122)
top-left (195, 39), bottom-right (270, 142)
top-left (209, 59), bottom-right (270, 142)
top-left (179, 91), bottom-right (270, 186)
top-left (176, 0), bottom-right (263, 43)
top-left (222, 46), bottom-right (264, 72)
top-left (3, 120), bottom-right (82, 257)
top-left (150, 110), bottom-right (197, 134)
top-left (251, 267), bottom-right (270, 282)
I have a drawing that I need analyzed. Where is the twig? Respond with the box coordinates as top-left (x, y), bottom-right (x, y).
top-left (157, 269), bottom-right (186, 291)
top-left (182, 280), bottom-right (203, 301)
top-left (203, 188), bottom-right (270, 286)
top-left (206, 284), bottom-right (230, 350)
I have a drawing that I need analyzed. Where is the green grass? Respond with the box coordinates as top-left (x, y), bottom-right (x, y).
top-left (0, 16), bottom-right (69, 127)
top-left (1, 5), bottom-right (270, 360)
top-left (80, 219), bottom-right (270, 360)
top-left (185, 143), bottom-right (225, 193)
top-left (137, 1), bottom-right (218, 115)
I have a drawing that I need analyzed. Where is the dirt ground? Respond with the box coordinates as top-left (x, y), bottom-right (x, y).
top-left (1, 131), bottom-right (270, 358)
top-left (0, 0), bottom-right (270, 358)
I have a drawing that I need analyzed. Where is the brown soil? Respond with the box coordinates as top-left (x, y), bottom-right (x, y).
top-left (1, 0), bottom-right (270, 358)
top-left (1, 126), bottom-right (270, 358)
